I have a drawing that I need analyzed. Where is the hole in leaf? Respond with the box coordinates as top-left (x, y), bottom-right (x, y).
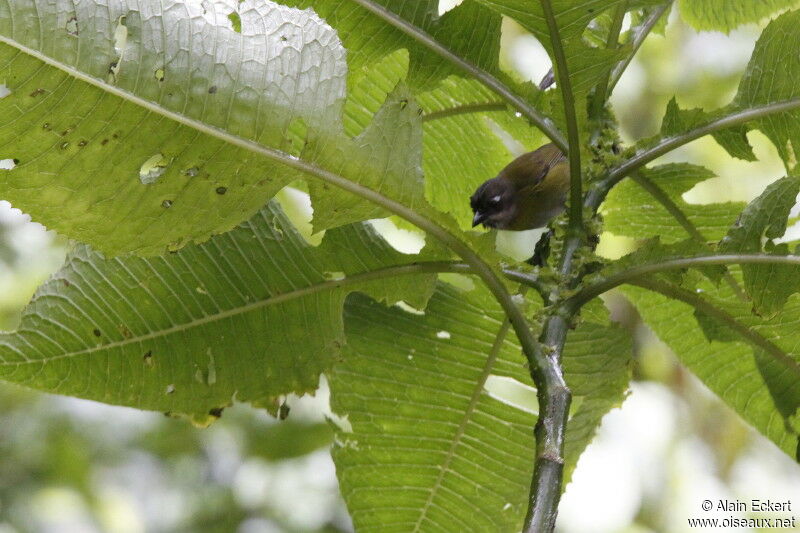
top-left (0, 159), bottom-right (17, 170)
top-left (228, 11), bottom-right (241, 33)
top-left (436, 330), bottom-right (451, 339)
top-left (0, 84), bottom-right (11, 99)
top-left (184, 167), bottom-right (200, 177)
top-left (113, 16), bottom-right (128, 53)
top-left (484, 375), bottom-right (538, 415)
top-left (139, 153), bottom-right (168, 184)
top-left (161, 199), bottom-right (173, 209)
top-left (395, 301), bottom-right (425, 315)
top-left (501, 18), bottom-right (552, 85)
top-left (66, 16), bottom-right (79, 35)
top-left (165, 384), bottom-right (175, 395)
top-left (274, 186), bottom-right (324, 246)
top-left (439, 0), bottom-right (463, 15)
top-left (368, 218), bottom-right (425, 254)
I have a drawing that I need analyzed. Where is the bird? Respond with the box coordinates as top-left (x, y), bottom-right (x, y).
top-left (469, 143), bottom-right (569, 231)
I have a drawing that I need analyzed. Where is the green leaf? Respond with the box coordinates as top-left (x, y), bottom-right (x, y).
top-left (719, 176), bottom-right (800, 315)
top-left (603, 163), bottom-right (746, 242)
top-left (659, 98), bottom-right (756, 161)
top-left (623, 281), bottom-right (800, 460)
top-left (0, 0), bottom-right (349, 255)
top-left (679, 0), bottom-right (800, 32)
top-left (0, 202), bottom-right (446, 424)
top-left (330, 286), bottom-right (630, 530)
top-left (734, 9), bottom-right (800, 167)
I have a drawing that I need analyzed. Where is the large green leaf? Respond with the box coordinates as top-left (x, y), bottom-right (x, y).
top-left (0, 0), bottom-right (348, 255)
top-left (0, 201), bottom-right (446, 424)
top-left (623, 278), bottom-right (800, 459)
top-left (330, 287), bottom-right (630, 531)
top-left (603, 163), bottom-right (746, 242)
top-left (734, 9), bottom-right (800, 167)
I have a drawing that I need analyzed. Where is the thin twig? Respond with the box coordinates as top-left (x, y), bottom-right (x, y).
top-left (346, 0), bottom-right (567, 151)
top-left (539, 68), bottom-right (555, 90)
top-left (607, 3), bottom-right (672, 93)
top-left (590, 98), bottom-right (800, 208)
top-left (591, 1), bottom-right (628, 119)
top-left (565, 254), bottom-right (800, 310)
top-left (540, 0), bottom-right (583, 240)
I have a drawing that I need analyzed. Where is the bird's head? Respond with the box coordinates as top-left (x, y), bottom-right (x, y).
top-left (469, 177), bottom-right (516, 229)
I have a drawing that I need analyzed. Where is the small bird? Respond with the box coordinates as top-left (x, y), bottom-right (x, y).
top-left (470, 143), bottom-right (569, 231)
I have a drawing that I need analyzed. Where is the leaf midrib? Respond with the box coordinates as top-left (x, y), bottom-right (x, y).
top-left (0, 262), bottom-right (459, 366)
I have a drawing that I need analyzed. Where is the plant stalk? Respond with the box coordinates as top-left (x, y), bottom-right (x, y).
top-left (591, 98), bottom-right (800, 207)
top-left (522, 0), bottom-right (591, 530)
top-left (607, 3), bottom-right (672, 93)
top-left (565, 254), bottom-right (800, 310)
top-left (591, 1), bottom-right (628, 119)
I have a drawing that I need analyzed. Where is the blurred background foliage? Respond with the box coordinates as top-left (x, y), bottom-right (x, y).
top-left (1, 3), bottom-right (799, 533)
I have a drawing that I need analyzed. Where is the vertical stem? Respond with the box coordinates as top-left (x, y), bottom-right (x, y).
top-left (523, 1), bottom-right (587, 531)
top-left (540, 0), bottom-right (583, 238)
top-left (591, 1), bottom-right (628, 119)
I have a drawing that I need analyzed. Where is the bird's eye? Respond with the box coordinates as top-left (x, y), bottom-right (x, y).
top-left (489, 195), bottom-right (502, 204)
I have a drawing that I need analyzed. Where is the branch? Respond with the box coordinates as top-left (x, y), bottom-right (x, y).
top-left (346, 0), bottom-right (567, 151)
top-left (629, 278), bottom-right (800, 377)
top-left (539, 68), bottom-right (555, 90)
top-left (629, 172), bottom-right (746, 300)
top-left (422, 102), bottom-right (507, 122)
top-left (565, 253), bottom-right (800, 310)
top-left (591, 98), bottom-right (800, 206)
top-left (541, 0), bottom-right (583, 239)
top-left (591, 1), bottom-right (628, 119)
top-left (607, 3), bottom-right (672, 93)
top-left (520, 2), bottom-right (586, 531)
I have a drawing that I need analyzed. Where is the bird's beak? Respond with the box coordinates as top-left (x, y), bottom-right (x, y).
top-left (472, 211), bottom-right (487, 227)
